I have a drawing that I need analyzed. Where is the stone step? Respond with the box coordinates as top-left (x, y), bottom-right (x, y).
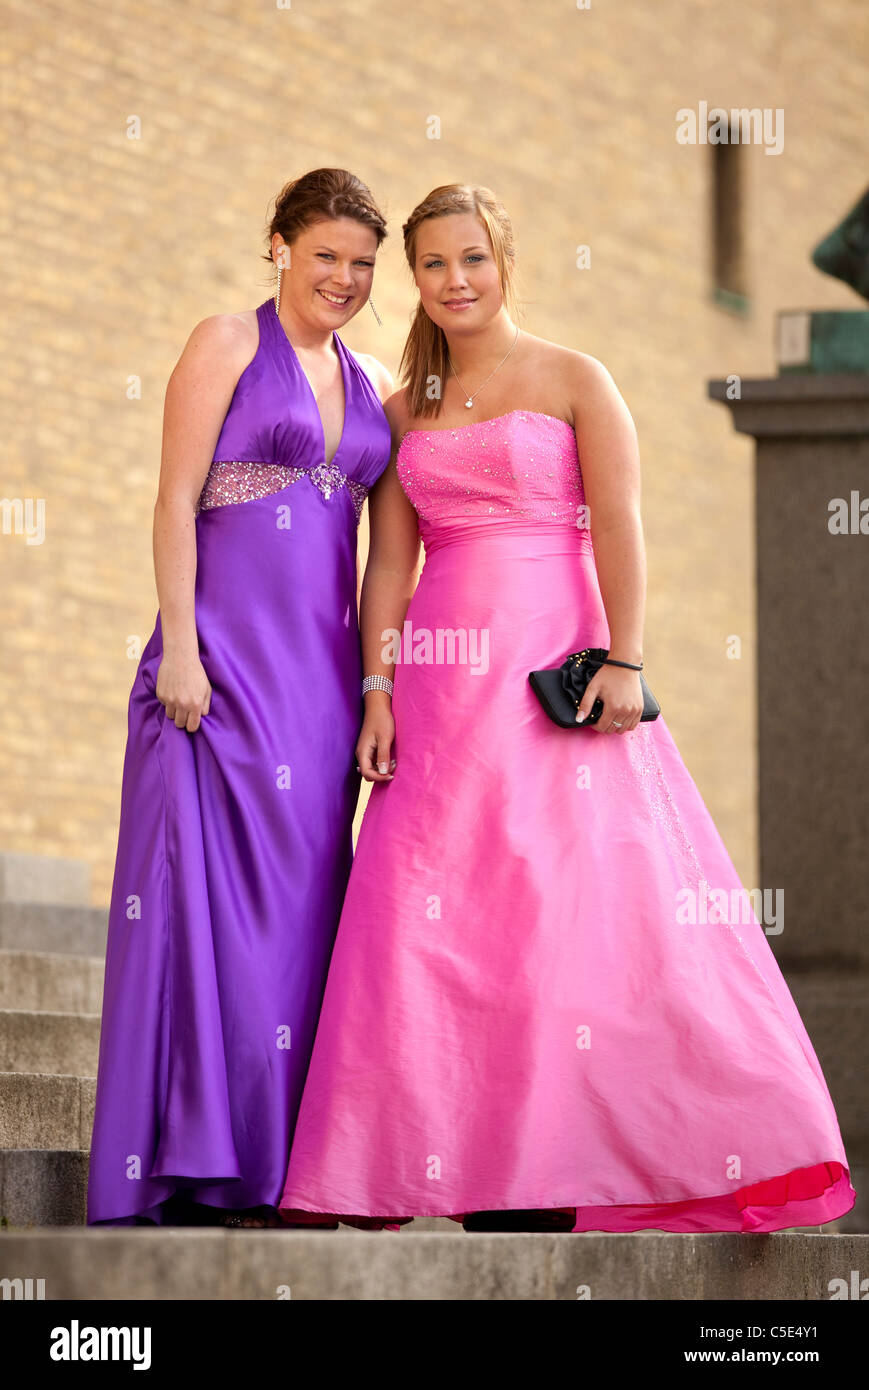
top-left (0, 903), bottom-right (107, 958)
top-left (0, 1228), bottom-right (865, 1300)
top-left (0, 1150), bottom-right (89, 1227)
top-left (0, 1074), bottom-right (95, 1151)
top-left (0, 951), bottom-right (104, 1014)
top-left (0, 1010), bottom-right (100, 1076)
top-left (0, 852), bottom-right (90, 906)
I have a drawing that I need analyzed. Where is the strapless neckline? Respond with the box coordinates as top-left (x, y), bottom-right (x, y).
top-left (401, 409), bottom-right (574, 440)
top-left (396, 406), bottom-right (586, 532)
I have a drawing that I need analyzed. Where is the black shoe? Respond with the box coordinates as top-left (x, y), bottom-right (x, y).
top-left (462, 1208), bottom-right (576, 1232)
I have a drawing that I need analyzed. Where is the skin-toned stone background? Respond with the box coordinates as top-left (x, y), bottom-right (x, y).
top-left (2, 0), bottom-right (866, 902)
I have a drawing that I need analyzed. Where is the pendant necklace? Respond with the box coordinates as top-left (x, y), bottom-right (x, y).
top-left (448, 325), bottom-right (520, 408)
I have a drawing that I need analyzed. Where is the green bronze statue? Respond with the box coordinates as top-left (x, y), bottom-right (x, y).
top-left (812, 186), bottom-right (869, 301)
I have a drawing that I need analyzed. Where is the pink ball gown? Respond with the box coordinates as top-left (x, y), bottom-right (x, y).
top-left (279, 409), bottom-right (855, 1232)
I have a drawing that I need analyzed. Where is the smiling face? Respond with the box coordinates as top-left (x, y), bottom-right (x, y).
top-left (412, 212), bottom-right (505, 336)
top-left (272, 216), bottom-right (379, 330)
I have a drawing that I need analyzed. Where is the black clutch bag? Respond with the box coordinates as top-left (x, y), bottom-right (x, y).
top-left (528, 647), bottom-right (660, 729)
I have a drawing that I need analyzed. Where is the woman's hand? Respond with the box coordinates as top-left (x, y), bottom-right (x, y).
top-left (356, 699), bottom-right (397, 781)
top-left (155, 650), bottom-right (212, 733)
top-left (575, 665), bottom-right (643, 734)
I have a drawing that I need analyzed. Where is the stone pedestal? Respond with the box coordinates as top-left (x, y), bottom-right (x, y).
top-left (708, 373), bottom-right (869, 1230)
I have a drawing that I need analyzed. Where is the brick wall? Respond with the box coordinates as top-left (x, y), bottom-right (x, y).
top-left (2, 0), bottom-right (865, 901)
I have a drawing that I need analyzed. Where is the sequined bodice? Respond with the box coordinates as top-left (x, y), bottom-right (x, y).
top-left (396, 410), bottom-right (590, 547)
top-left (196, 299), bottom-right (391, 524)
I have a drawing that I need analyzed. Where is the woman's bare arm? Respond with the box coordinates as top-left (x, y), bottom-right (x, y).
top-left (152, 312), bottom-right (254, 730)
top-left (569, 354), bottom-right (647, 732)
top-left (570, 354), bottom-right (646, 665)
top-left (356, 390), bottom-right (422, 779)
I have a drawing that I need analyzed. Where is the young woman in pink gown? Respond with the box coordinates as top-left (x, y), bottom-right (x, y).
top-left (278, 183), bottom-right (855, 1234)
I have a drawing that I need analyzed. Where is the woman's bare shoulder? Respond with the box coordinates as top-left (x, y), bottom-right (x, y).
top-left (176, 308), bottom-right (258, 371)
top-left (534, 338), bottom-right (633, 437)
top-left (347, 350), bottom-right (395, 403)
top-left (524, 331), bottom-right (614, 387)
top-left (382, 385), bottom-right (416, 435)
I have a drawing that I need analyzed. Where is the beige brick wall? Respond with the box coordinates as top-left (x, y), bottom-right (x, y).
top-left (2, 0), bottom-right (866, 903)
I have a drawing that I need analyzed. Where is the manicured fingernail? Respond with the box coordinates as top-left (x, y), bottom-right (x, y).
top-left (575, 712), bottom-right (586, 723)
top-left (378, 762), bottom-right (388, 773)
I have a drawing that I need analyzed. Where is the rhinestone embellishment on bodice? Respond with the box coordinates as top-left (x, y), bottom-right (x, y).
top-left (395, 411), bottom-right (587, 526)
top-left (196, 459), bottom-right (370, 523)
top-left (309, 459), bottom-right (347, 500)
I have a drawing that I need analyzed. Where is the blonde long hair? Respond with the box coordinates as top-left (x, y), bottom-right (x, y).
top-left (399, 184), bottom-right (520, 420)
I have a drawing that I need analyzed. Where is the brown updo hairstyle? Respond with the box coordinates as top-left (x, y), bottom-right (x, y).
top-left (399, 184), bottom-right (520, 420)
top-left (262, 168), bottom-right (388, 278)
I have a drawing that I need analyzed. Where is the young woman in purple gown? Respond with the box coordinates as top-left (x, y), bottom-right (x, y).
top-left (87, 169), bottom-right (393, 1228)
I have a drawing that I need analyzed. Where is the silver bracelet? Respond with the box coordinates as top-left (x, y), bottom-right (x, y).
top-left (362, 673), bottom-right (394, 696)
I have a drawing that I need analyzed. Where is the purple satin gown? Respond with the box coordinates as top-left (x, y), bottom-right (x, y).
top-left (87, 298), bottom-right (390, 1224)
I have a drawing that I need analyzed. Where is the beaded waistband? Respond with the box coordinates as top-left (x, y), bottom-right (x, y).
top-left (197, 459), bottom-right (369, 523)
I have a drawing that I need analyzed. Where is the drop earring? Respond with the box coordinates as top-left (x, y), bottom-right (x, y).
top-left (369, 297), bottom-right (382, 327)
top-left (274, 262), bottom-right (283, 317)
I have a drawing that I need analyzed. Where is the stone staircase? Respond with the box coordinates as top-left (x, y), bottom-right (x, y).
top-left (0, 851), bottom-right (866, 1300)
top-left (0, 855), bottom-right (104, 1231)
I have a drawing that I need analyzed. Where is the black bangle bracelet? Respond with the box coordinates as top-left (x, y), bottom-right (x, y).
top-left (603, 657), bottom-right (644, 671)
